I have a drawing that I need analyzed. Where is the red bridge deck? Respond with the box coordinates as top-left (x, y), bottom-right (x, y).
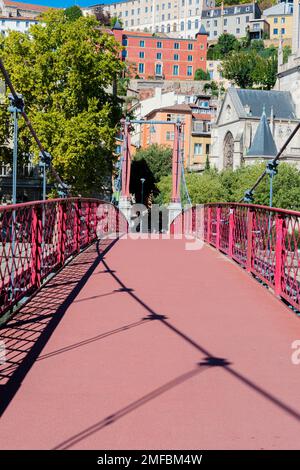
top-left (1, 237), bottom-right (300, 449)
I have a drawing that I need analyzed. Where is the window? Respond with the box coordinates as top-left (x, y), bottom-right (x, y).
top-left (162, 14), bottom-right (165, 20)
top-left (188, 55), bottom-right (193, 61)
top-left (1, 19), bottom-right (5, 25)
top-left (157, 41), bottom-right (162, 48)
top-left (188, 20), bottom-right (192, 30)
top-left (194, 143), bottom-right (202, 155)
top-left (195, 19), bottom-right (199, 29)
top-left (167, 23), bottom-right (171, 32)
top-left (246, 15), bottom-right (249, 22)
top-left (213, 31), bottom-right (217, 36)
top-left (281, 28), bottom-right (285, 34)
top-left (131, 19), bottom-right (134, 26)
top-left (122, 50), bottom-right (127, 58)
top-left (224, 19), bottom-right (227, 26)
top-left (274, 18), bottom-right (278, 24)
top-left (166, 131), bottom-right (174, 141)
top-left (145, 7), bottom-right (148, 12)
top-left (155, 63), bottom-right (162, 75)
top-left (187, 66), bottom-right (193, 76)
top-left (236, 28), bottom-right (240, 34)
top-left (173, 65), bottom-right (179, 76)
top-left (138, 63), bottom-right (144, 73)
top-left (214, 20), bottom-right (217, 27)
top-left (188, 43), bottom-right (193, 50)
top-left (236, 17), bottom-right (240, 25)
top-left (181, 21), bottom-right (184, 31)
top-left (156, 4), bottom-right (159, 10)
top-left (182, 0), bottom-right (185, 5)
top-left (140, 40), bottom-right (145, 47)
top-left (206, 143), bottom-right (210, 155)
top-left (161, 25), bottom-right (165, 32)
top-left (174, 42), bottom-right (180, 49)
top-left (125, 10), bottom-right (128, 16)
top-left (281, 17), bottom-right (285, 24)
top-left (156, 52), bottom-right (162, 59)
top-left (273, 28), bottom-right (278, 35)
top-left (131, 9), bottom-right (134, 14)
top-left (174, 53), bottom-right (179, 60)
top-left (122, 38), bottom-right (128, 46)
top-left (139, 51), bottom-right (145, 58)
top-left (162, 3), bottom-right (165, 9)
top-left (26, 21), bottom-right (29, 27)
top-left (168, 2), bottom-right (171, 7)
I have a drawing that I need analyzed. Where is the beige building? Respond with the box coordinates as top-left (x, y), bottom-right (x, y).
top-left (263, 1), bottom-right (293, 42)
top-left (84, 0), bottom-right (215, 39)
top-left (0, 0), bottom-right (50, 18)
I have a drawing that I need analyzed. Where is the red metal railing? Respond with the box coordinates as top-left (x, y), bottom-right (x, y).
top-left (171, 203), bottom-right (300, 311)
top-left (0, 198), bottom-right (127, 320)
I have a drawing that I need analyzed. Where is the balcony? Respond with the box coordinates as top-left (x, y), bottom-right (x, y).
top-left (192, 121), bottom-right (211, 135)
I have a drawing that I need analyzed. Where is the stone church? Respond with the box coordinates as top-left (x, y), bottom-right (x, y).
top-left (210, 0), bottom-right (300, 170)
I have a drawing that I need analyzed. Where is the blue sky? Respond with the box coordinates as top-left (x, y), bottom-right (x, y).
top-left (16, 1), bottom-right (113, 8)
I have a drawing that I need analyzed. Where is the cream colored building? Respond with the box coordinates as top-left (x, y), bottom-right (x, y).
top-left (84, 0), bottom-right (215, 39)
top-left (263, 1), bottom-right (293, 41)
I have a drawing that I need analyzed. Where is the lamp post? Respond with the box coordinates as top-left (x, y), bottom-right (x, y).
top-left (140, 178), bottom-right (145, 205)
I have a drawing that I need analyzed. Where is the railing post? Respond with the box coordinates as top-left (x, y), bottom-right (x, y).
top-left (228, 207), bottom-right (234, 258)
top-left (73, 201), bottom-right (80, 254)
top-left (275, 214), bottom-right (284, 297)
top-left (58, 201), bottom-right (67, 266)
top-left (31, 205), bottom-right (42, 288)
top-left (216, 206), bottom-right (221, 250)
top-left (246, 208), bottom-right (254, 272)
top-left (87, 202), bottom-right (92, 244)
top-left (207, 206), bottom-right (211, 243)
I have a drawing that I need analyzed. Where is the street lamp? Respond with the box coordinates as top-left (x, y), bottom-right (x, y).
top-left (140, 177), bottom-right (145, 204)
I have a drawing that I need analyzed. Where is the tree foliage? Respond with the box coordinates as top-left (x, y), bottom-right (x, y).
top-left (222, 49), bottom-right (278, 89)
top-left (0, 10), bottom-right (124, 195)
top-left (156, 163), bottom-right (300, 210)
top-left (194, 68), bottom-right (210, 81)
top-left (64, 5), bottom-right (82, 21)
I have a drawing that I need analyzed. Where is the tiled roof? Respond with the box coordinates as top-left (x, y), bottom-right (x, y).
top-left (3, 1), bottom-right (54, 11)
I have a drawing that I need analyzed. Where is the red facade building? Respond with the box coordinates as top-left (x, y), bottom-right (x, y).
top-left (111, 22), bottom-right (208, 81)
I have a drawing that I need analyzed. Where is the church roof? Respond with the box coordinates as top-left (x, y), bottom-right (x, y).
top-left (112, 20), bottom-right (123, 30)
top-left (247, 109), bottom-right (277, 158)
top-left (228, 87), bottom-right (296, 120)
top-left (196, 25), bottom-right (209, 36)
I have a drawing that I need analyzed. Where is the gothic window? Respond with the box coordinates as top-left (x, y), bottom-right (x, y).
top-left (223, 131), bottom-right (234, 169)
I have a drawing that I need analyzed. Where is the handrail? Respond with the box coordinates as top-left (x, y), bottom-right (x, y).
top-left (0, 198), bottom-right (128, 321)
top-left (170, 203), bottom-right (300, 311)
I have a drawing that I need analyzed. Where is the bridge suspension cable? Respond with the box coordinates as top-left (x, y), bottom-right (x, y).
top-left (240, 119), bottom-right (300, 203)
top-left (0, 58), bottom-right (69, 196)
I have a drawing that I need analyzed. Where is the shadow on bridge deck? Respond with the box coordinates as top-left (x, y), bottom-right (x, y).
top-left (0, 236), bottom-right (300, 449)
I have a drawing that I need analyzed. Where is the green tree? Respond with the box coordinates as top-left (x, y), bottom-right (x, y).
top-left (156, 169), bottom-right (228, 205)
top-left (194, 68), bottom-right (210, 81)
top-left (64, 5), bottom-right (83, 21)
top-left (217, 33), bottom-right (239, 56)
top-left (222, 51), bottom-right (258, 88)
top-left (251, 53), bottom-right (278, 90)
top-left (283, 45), bottom-right (292, 64)
top-left (0, 10), bottom-right (124, 195)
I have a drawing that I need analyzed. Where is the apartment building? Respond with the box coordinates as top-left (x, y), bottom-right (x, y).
top-left (263, 2), bottom-right (293, 41)
top-left (201, 2), bottom-right (261, 42)
top-left (0, 1), bottom-right (54, 37)
top-left (0, 1), bottom-right (50, 18)
top-left (85, 0), bottom-right (215, 39)
top-left (141, 97), bottom-right (215, 171)
top-left (111, 22), bottom-right (208, 80)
